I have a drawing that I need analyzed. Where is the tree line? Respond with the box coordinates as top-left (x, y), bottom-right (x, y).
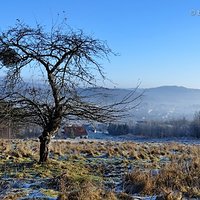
top-left (108, 112), bottom-right (200, 138)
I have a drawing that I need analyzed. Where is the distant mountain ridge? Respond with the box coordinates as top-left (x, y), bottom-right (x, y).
top-left (85, 85), bottom-right (200, 121)
top-left (145, 85), bottom-right (200, 95)
top-left (132, 86), bottom-right (200, 120)
top-left (1, 78), bottom-right (200, 121)
top-left (144, 86), bottom-right (200, 103)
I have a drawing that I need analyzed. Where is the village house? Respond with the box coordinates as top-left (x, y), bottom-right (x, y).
top-left (59, 124), bottom-right (88, 139)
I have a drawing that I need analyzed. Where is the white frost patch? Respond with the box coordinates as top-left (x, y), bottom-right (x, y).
top-left (131, 195), bottom-right (157, 200)
top-left (148, 109), bottom-right (153, 114)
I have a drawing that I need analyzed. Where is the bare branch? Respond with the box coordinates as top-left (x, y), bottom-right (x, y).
top-left (0, 20), bottom-right (141, 162)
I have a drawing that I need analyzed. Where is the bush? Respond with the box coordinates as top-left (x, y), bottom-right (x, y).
top-left (108, 123), bottom-right (129, 136)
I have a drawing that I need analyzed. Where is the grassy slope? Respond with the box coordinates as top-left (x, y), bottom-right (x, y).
top-left (0, 139), bottom-right (199, 199)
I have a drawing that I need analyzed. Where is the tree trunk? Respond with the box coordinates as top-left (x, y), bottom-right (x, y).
top-left (38, 117), bottom-right (61, 163)
top-left (39, 134), bottom-right (51, 163)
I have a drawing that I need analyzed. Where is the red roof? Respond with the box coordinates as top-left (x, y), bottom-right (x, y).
top-left (63, 125), bottom-right (87, 137)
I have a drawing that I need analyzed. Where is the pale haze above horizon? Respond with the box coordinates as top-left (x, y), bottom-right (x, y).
top-left (1, 1), bottom-right (200, 89)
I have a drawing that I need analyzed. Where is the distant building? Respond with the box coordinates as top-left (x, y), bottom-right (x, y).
top-left (60, 124), bottom-right (88, 139)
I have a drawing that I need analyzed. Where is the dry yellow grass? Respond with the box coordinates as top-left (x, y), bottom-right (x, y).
top-left (124, 154), bottom-right (200, 198)
top-left (0, 139), bottom-right (199, 199)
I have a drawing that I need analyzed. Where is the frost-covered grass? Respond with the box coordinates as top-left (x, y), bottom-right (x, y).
top-left (0, 139), bottom-right (199, 199)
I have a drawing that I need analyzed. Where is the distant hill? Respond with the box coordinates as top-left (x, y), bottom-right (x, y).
top-left (1, 78), bottom-right (200, 121)
top-left (81, 86), bottom-right (200, 121)
top-left (137, 86), bottom-right (200, 120)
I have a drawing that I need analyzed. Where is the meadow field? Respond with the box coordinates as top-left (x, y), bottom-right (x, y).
top-left (0, 139), bottom-right (199, 200)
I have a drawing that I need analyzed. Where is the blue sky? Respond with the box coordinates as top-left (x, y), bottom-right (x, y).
top-left (1, 1), bottom-right (200, 88)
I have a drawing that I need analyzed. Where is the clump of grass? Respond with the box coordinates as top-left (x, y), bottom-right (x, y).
top-left (58, 173), bottom-right (102, 200)
top-left (156, 157), bottom-right (200, 197)
top-left (124, 170), bottom-right (154, 194)
top-left (129, 150), bottom-right (140, 160)
top-left (80, 148), bottom-right (96, 157)
top-left (1, 191), bottom-right (27, 200)
top-left (58, 173), bottom-right (120, 200)
top-left (103, 191), bottom-right (118, 200)
top-left (117, 192), bottom-right (135, 200)
top-left (0, 140), bottom-right (12, 155)
top-left (156, 189), bottom-right (183, 200)
top-left (41, 189), bottom-right (60, 198)
top-left (123, 156), bottom-right (200, 198)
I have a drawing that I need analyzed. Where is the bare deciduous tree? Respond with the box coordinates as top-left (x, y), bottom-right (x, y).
top-left (0, 21), bottom-right (140, 162)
